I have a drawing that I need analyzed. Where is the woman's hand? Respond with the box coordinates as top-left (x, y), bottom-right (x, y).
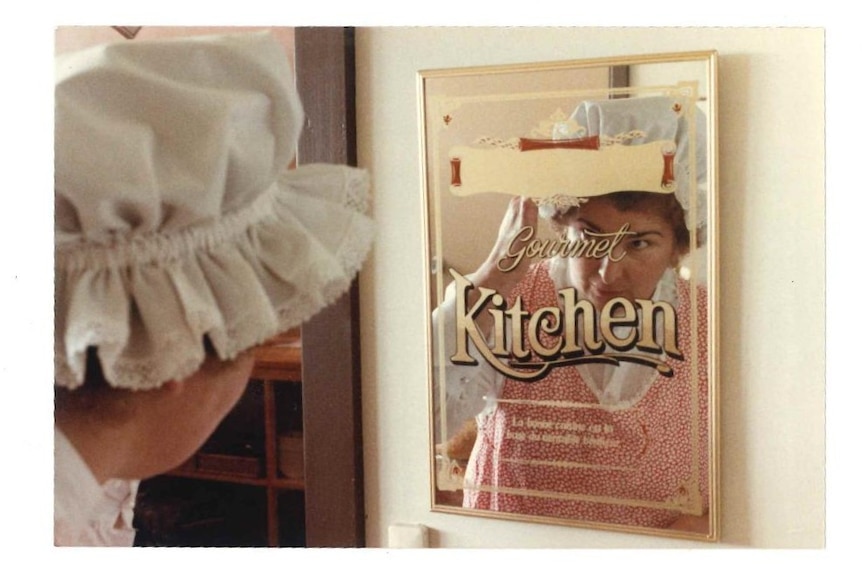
top-left (438, 197), bottom-right (538, 342)
top-left (469, 196), bottom-right (538, 300)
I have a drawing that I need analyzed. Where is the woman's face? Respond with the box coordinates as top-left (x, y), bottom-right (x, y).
top-left (565, 195), bottom-right (682, 309)
top-left (132, 352), bottom-right (255, 479)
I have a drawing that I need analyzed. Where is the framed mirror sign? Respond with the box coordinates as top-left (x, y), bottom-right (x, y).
top-left (420, 51), bottom-right (719, 540)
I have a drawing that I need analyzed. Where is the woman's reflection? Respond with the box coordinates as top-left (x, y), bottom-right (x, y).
top-left (432, 96), bottom-right (709, 533)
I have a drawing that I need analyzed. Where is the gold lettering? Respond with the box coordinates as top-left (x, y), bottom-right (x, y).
top-left (488, 294), bottom-right (508, 356)
top-left (600, 297), bottom-right (638, 349)
top-left (449, 269), bottom-right (550, 380)
top-left (636, 298), bottom-right (682, 359)
top-left (560, 288), bottom-right (604, 355)
top-left (498, 224), bottom-right (634, 272)
top-left (497, 226), bottom-right (535, 272)
top-left (527, 307), bottom-right (563, 359)
top-left (505, 297), bottom-right (530, 360)
top-left (606, 223), bottom-right (632, 262)
top-left (450, 270), bottom-right (495, 364)
top-left (524, 239), bottom-right (543, 259)
top-left (448, 270), bottom-right (681, 381)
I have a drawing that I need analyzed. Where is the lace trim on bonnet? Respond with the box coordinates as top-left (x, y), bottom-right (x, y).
top-left (55, 164), bottom-right (374, 391)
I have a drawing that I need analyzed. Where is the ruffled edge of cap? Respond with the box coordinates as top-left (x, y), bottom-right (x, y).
top-left (55, 164), bottom-right (374, 391)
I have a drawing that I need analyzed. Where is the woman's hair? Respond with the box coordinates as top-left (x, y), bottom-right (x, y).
top-left (550, 191), bottom-right (695, 254)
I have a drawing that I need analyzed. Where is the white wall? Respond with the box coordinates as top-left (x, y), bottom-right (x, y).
top-left (355, 27), bottom-right (824, 549)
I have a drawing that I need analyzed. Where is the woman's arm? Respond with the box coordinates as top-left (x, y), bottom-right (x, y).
top-left (431, 197), bottom-right (537, 439)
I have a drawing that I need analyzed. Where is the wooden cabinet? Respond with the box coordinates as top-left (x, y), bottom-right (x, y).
top-left (134, 331), bottom-right (308, 547)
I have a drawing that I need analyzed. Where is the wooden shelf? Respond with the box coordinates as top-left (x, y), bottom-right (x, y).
top-left (168, 467), bottom-right (305, 491)
top-left (253, 328), bottom-right (302, 380)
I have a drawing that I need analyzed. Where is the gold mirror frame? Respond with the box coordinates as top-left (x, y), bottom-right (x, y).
top-left (419, 51), bottom-right (719, 541)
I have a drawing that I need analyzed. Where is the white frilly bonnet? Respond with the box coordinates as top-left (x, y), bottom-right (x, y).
top-left (54, 32), bottom-right (374, 391)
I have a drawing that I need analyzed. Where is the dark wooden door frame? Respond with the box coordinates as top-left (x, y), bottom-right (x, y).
top-left (295, 27), bottom-right (366, 548)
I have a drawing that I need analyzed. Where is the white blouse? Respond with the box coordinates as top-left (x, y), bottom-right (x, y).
top-left (54, 428), bottom-right (139, 546)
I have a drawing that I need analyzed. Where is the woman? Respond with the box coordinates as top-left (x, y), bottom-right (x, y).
top-left (434, 96), bottom-right (709, 533)
top-left (54, 32), bottom-right (374, 545)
